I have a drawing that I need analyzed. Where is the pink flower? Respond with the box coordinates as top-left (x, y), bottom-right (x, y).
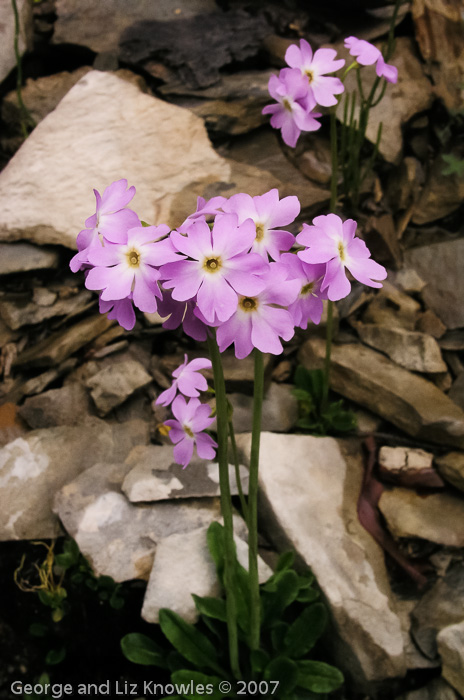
top-left (156, 354), bottom-right (212, 407)
top-left (344, 36), bottom-right (398, 83)
top-left (285, 39), bottom-right (345, 107)
top-left (177, 196), bottom-right (227, 233)
top-left (70, 179), bottom-right (140, 272)
top-left (160, 214), bottom-right (268, 324)
top-left (262, 68), bottom-right (322, 147)
top-left (157, 289), bottom-right (208, 341)
top-left (85, 225), bottom-right (178, 313)
top-left (279, 253), bottom-right (327, 328)
top-left (99, 295), bottom-right (136, 331)
top-left (221, 189), bottom-right (299, 260)
top-left (165, 396), bottom-right (217, 468)
top-left (296, 213), bottom-right (387, 301)
top-left (216, 262), bottom-right (300, 359)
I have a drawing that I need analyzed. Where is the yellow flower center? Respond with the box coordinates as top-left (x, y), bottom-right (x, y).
top-left (301, 282), bottom-right (315, 297)
top-left (126, 249), bottom-right (141, 268)
top-left (255, 223), bottom-right (265, 241)
top-left (338, 241), bottom-right (346, 262)
top-left (239, 296), bottom-right (258, 312)
top-left (283, 98), bottom-right (292, 112)
top-left (184, 426), bottom-right (194, 438)
top-left (305, 69), bottom-right (314, 83)
top-left (203, 257), bottom-right (222, 273)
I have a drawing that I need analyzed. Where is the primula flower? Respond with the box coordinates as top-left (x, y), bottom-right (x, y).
top-left (156, 354), bottom-right (212, 407)
top-left (177, 195), bottom-right (227, 233)
top-left (221, 189), bottom-right (299, 260)
top-left (165, 396), bottom-right (217, 468)
top-left (99, 294), bottom-right (136, 331)
top-left (161, 214), bottom-right (268, 324)
top-left (262, 68), bottom-right (322, 148)
top-left (85, 225), bottom-right (178, 313)
top-left (296, 213), bottom-right (387, 301)
top-left (216, 262), bottom-right (300, 359)
top-left (157, 289), bottom-right (208, 341)
top-left (70, 179), bottom-right (140, 272)
top-left (285, 39), bottom-right (345, 107)
top-left (344, 36), bottom-right (398, 83)
top-left (279, 253), bottom-right (327, 328)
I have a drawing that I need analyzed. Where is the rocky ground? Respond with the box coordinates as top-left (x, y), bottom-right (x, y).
top-left (0, 1), bottom-right (464, 698)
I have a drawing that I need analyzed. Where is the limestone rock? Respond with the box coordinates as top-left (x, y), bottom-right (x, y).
top-left (356, 324), bottom-right (447, 373)
top-left (449, 373), bottom-right (464, 412)
top-left (416, 310), bottom-right (447, 340)
top-left (395, 268), bottom-right (426, 295)
top-left (435, 452), bottom-right (464, 493)
top-left (411, 564), bottom-right (464, 659)
top-left (378, 446), bottom-right (444, 489)
top-left (404, 240), bottom-right (464, 330)
top-left (18, 383), bottom-right (93, 429)
top-left (235, 432), bottom-right (406, 686)
top-left (211, 383), bottom-right (298, 434)
top-left (0, 70), bottom-right (229, 247)
top-left (378, 489), bottom-right (464, 547)
top-left (85, 359), bottom-right (152, 415)
top-left (437, 621), bottom-right (464, 697)
top-left (396, 678), bottom-right (460, 700)
top-left (0, 0), bottom-right (33, 83)
top-left (0, 289), bottom-right (92, 330)
top-left (141, 527), bottom-right (271, 624)
top-left (336, 38), bottom-right (433, 164)
top-left (53, 460), bottom-right (221, 582)
top-left (412, 155), bottom-right (464, 225)
top-left (0, 419), bottom-right (149, 541)
top-left (122, 446), bottom-right (248, 502)
top-left (362, 282), bottom-right (421, 331)
top-left (299, 337), bottom-right (464, 450)
top-left (0, 243), bottom-right (58, 275)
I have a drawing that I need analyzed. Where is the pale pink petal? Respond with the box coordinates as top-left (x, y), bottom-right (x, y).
top-left (173, 438), bottom-right (195, 468)
top-left (322, 259), bottom-right (351, 301)
top-left (195, 432), bottom-right (218, 461)
top-left (156, 383), bottom-right (178, 407)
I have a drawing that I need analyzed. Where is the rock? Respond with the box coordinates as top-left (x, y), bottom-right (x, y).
top-left (378, 446), bottom-right (444, 489)
top-left (412, 155), bottom-right (464, 225)
top-left (214, 383), bottom-right (298, 434)
top-left (0, 289), bottom-right (92, 330)
top-left (53, 460), bottom-right (221, 581)
top-left (235, 432), bottom-right (406, 686)
top-left (411, 564), bottom-right (464, 659)
top-left (141, 526), bottom-right (272, 624)
top-left (362, 282), bottom-right (421, 331)
top-left (396, 678), bottom-right (460, 700)
top-left (435, 452), bottom-right (464, 493)
top-left (437, 621), bottom-right (464, 697)
top-left (394, 598), bottom-right (440, 670)
top-left (22, 359), bottom-right (77, 396)
top-left (0, 0), bottom-right (33, 83)
top-left (405, 240), bottom-right (464, 329)
top-left (14, 314), bottom-right (114, 368)
top-left (296, 136), bottom-right (332, 185)
top-left (0, 70), bottom-right (229, 247)
top-left (412, 0), bottom-right (464, 111)
top-left (122, 446), bottom-right (249, 502)
top-left (54, 0), bottom-right (218, 53)
top-left (440, 331), bottom-right (464, 352)
top-left (0, 418), bottom-right (149, 540)
top-left (85, 359), bottom-right (152, 415)
top-left (336, 38), bottom-right (433, 164)
top-left (395, 268), bottom-right (426, 295)
top-left (299, 337), bottom-right (464, 450)
top-left (387, 157), bottom-right (425, 217)
top-left (356, 324), bottom-right (447, 374)
top-left (363, 213), bottom-right (403, 268)
top-left (18, 383), bottom-right (93, 429)
top-left (0, 243), bottom-right (59, 275)
top-left (449, 373), bottom-right (464, 412)
top-left (0, 403), bottom-right (28, 449)
top-left (416, 310), bottom-right (447, 340)
top-left (33, 288), bottom-right (57, 307)
top-left (379, 488), bottom-right (464, 547)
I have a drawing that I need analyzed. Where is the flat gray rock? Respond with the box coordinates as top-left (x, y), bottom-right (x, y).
top-left (85, 359), bottom-right (152, 415)
top-left (435, 451), bottom-right (464, 493)
top-left (235, 432), bottom-right (406, 687)
top-left (0, 418), bottom-right (149, 541)
top-left (19, 383), bottom-right (93, 429)
top-left (0, 289), bottom-right (92, 330)
top-left (299, 338), bottom-right (464, 450)
top-left (0, 243), bottom-right (58, 275)
top-left (437, 621), bottom-right (464, 697)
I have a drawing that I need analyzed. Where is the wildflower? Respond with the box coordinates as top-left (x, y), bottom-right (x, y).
top-left (177, 195), bottom-right (227, 233)
top-left (165, 396), bottom-right (217, 468)
top-left (70, 179), bottom-right (140, 272)
top-left (157, 289), bottom-right (208, 341)
top-left (99, 295), bottom-right (136, 331)
top-left (156, 354), bottom-right (212, 407)
top-left (279, 253), bottom-right (327, 327)
top-left (344, 36), bottom-right (398, 83)
top-left (285, 39), bottom-right (345, 107)
top-left (161, 214), bottom-right (268, 324)
top-left (221, 189), bottom-right (299, 260)
top-left (85, 225), bottom-right (177, 313)
top-left (296, 213), bottom-right (387, 301)
top-left (216, 262), bottom-right (300, 359)
top-left (262, 68), bottom-right (322, 148)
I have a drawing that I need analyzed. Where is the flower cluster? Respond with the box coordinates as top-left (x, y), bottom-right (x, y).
top-left (263, 36), bottom-right (397, 147)
top-left (71, 180), bottom-right (387, 464)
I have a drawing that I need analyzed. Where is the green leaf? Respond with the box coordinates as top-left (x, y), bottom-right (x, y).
top-left (296, 588), bottom-right (320, 604)
top-left (442, 153), bottom-right (464, 178)
top-left (250, 649), bottom-right (270, 674)
top-left (271, 621), bottom-right (290, 653)
top-left (192, 595), bottom-right (227, 622)
top-left (206, 522), bottom-right (225, 584)
top-left (121, 633), bottom-right (167, 668)
top-left (284, 604), bottom-right (328, 658)
top-left (264, 656), bottom-right (299, 695)
top-left (276, 551), bottom-right (295, 572)
top-left (29, 623), bottom-right (48, 637)
top-left (159, 609), bottom-right (223, 675)
top-left (262, 570), bottom-right (300, 626)
top-left (296, 573), bottom-right (315, 590)
top-left (110, 592), bottom-right (125, 610)
top-left (171, 670), bottom-right (224, 700)
top-left (45, 647), bottom-right (66, 665)
top-left (297, 660), bottom-right (344, 693)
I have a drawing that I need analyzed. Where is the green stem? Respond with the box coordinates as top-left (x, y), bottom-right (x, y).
top-left (322, 300), bottom-right (334, 413)
top-left (330, 108), bottom-right (338, 213)
top-left (11, 0), bottom-right (34, 139)
top-left (207, 333), bottom-right (241, 679)
top-left (248, 349), bottom-right (264, 651)
top-left (228, 416), bottom-right (249, 524)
